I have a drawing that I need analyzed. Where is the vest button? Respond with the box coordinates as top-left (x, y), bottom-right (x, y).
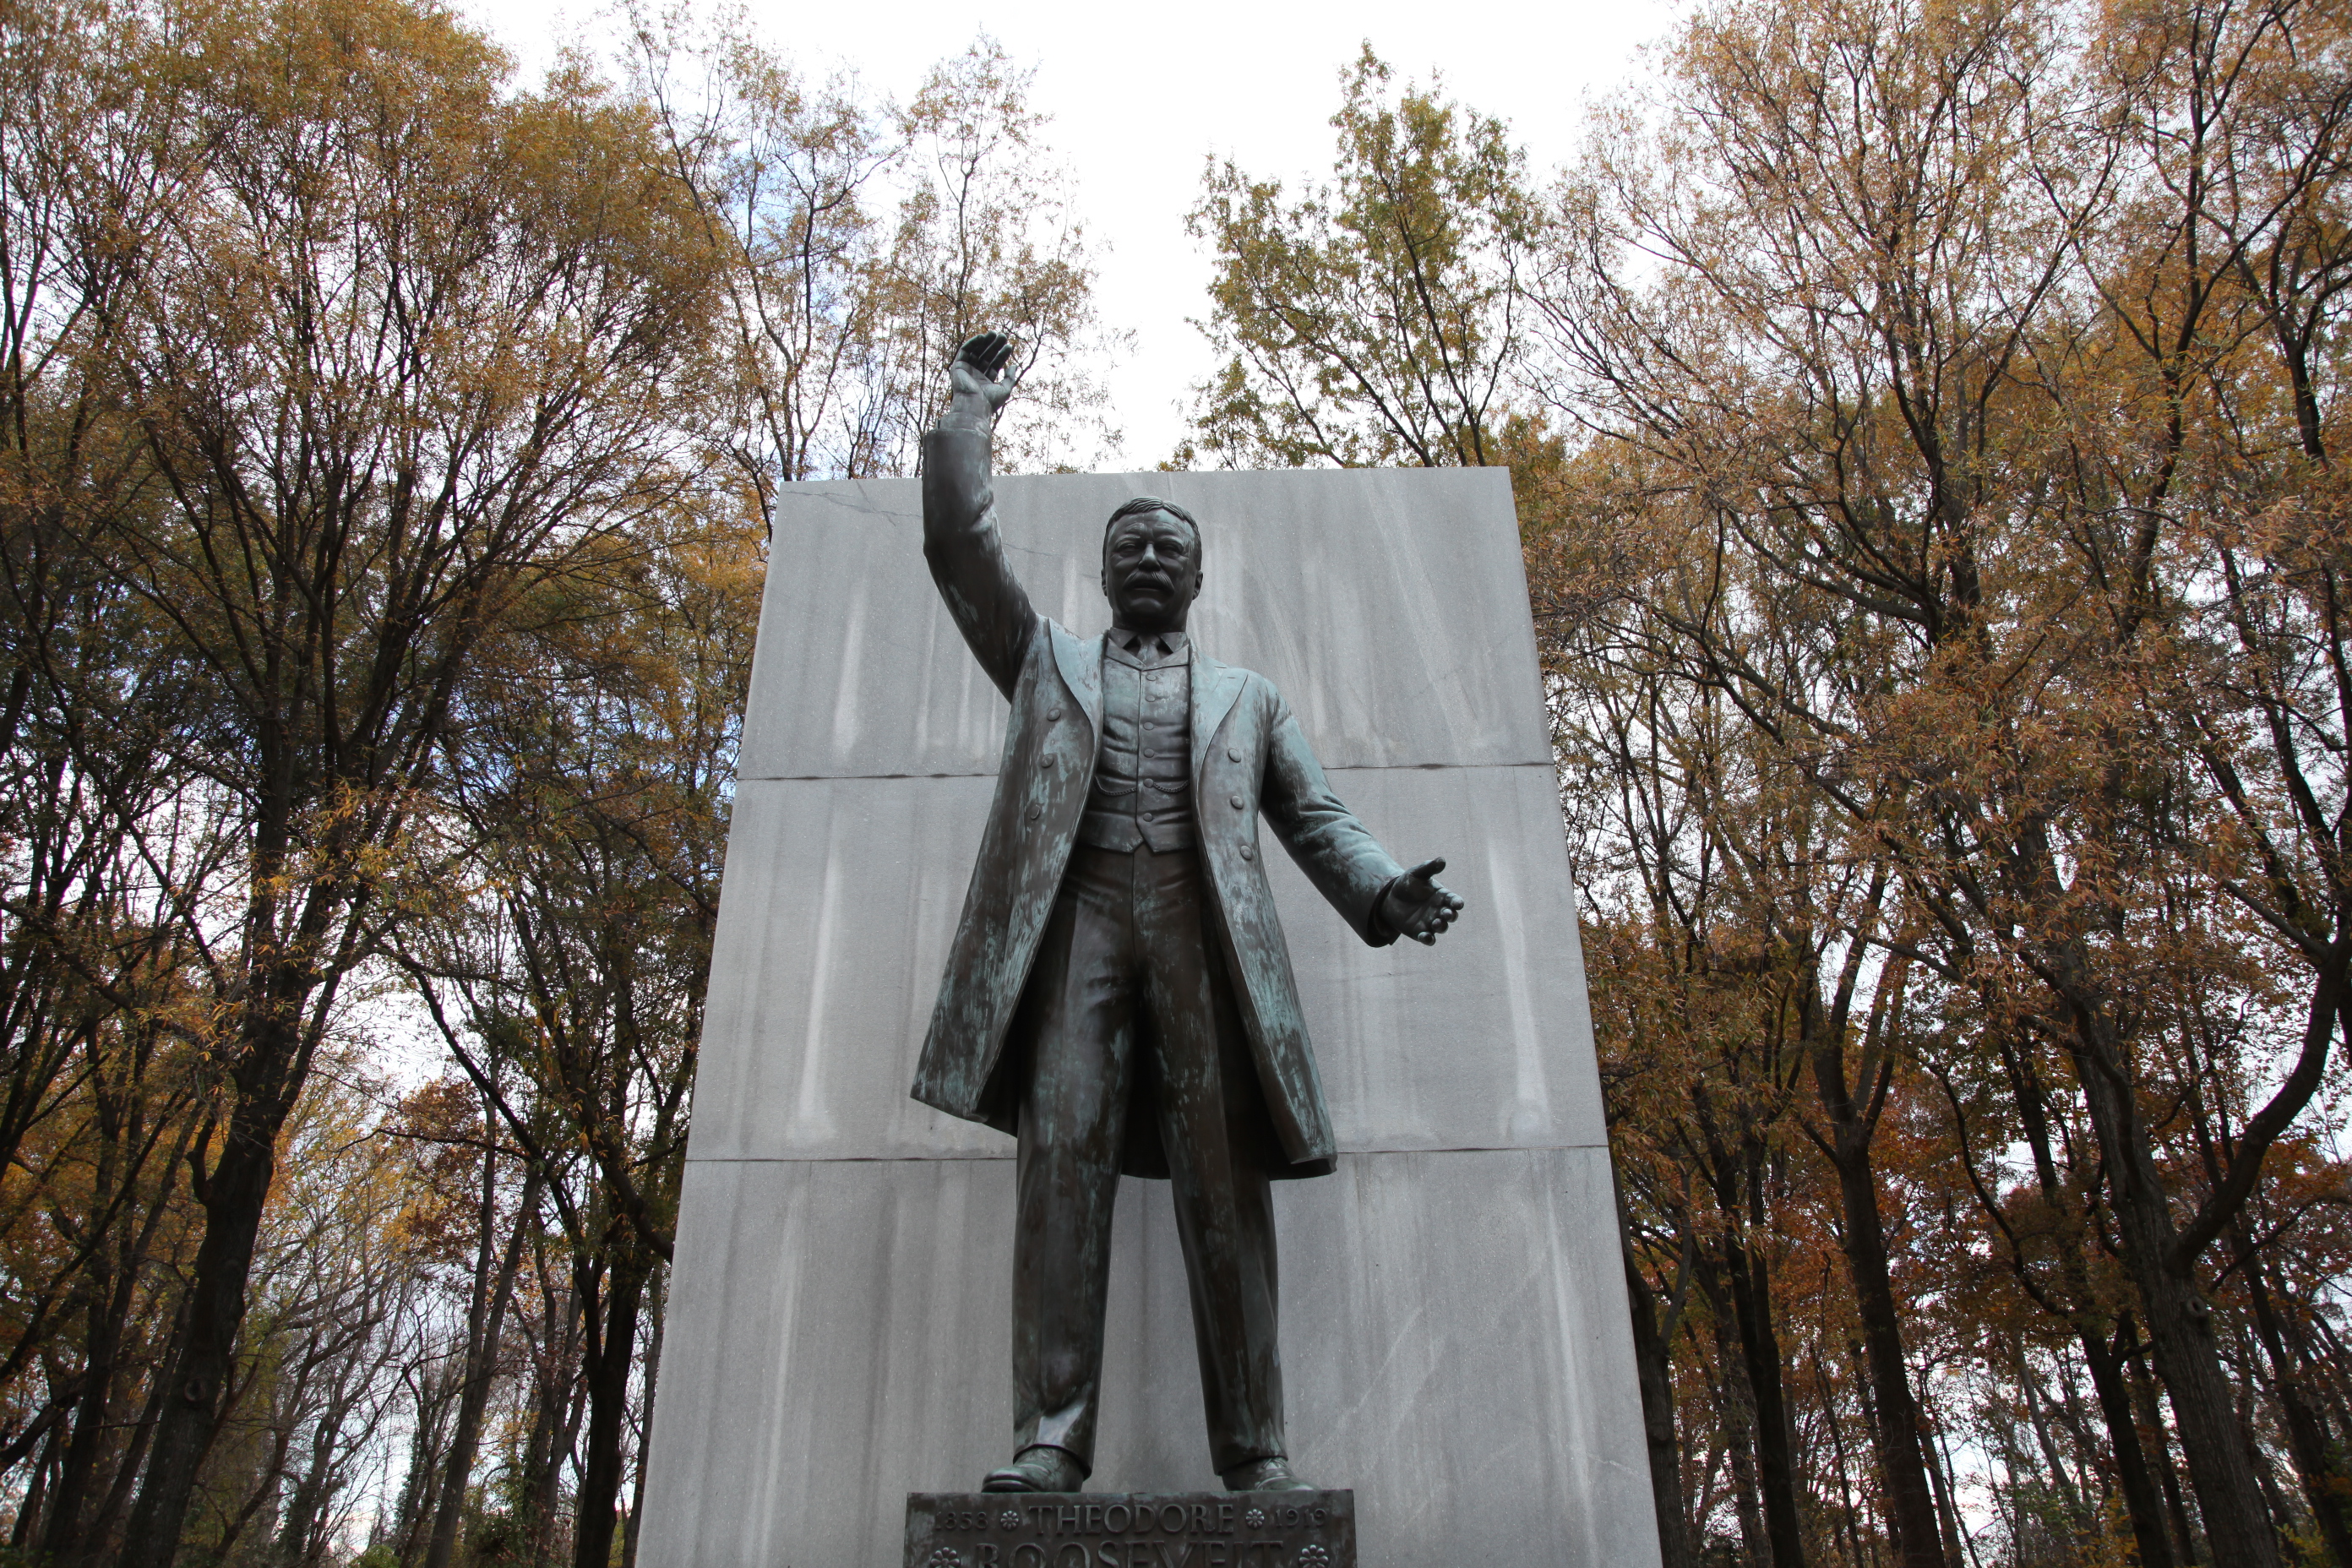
top-left (1026, 803), bottom-right (1042, 822)
top-left (1230, 794), bottom-right (1244, 809)
top-left (1048, 706), bottom-right (1063, 721)
top-left (1228, 747), bottom-right (1241, 762)
top-left (1239, 845), bottom-right (1255, 861)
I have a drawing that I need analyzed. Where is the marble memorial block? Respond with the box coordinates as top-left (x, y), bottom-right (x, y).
top-left (638, 466), bottom-right (1663, 1568)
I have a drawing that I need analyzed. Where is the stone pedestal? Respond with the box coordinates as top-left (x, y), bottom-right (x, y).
top-left (636, 466), bottom-right (1663, 1568)
top-left (906, 1491), bottom-right (1354, 1567)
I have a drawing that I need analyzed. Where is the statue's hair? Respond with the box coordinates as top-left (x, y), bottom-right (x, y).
top-left (1102, 495), bottom-right (1200, 556)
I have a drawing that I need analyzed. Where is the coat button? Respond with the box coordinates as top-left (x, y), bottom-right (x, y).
top-left (1239, 845), bottom-right (1255, 861)
top-left (1026, 803), bottom-right (1042, 822)
top-left (1230, 794), bottom-right (1244, 809)
top-left (1228, 747), bottom-right (1241, 762)
top-left (1048, 706), bottom-right (1063, 721)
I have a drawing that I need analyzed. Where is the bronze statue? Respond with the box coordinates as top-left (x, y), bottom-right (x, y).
top-left (912, 332), bottom-right (1463, 1496)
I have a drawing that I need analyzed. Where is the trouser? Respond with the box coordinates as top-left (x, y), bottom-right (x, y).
top-left (1011, 841), bottom-right (1285, 1476)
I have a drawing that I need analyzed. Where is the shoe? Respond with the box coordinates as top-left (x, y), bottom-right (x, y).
top-left (1222, 1456), bottom-right (1317, 1493)
top-left (983, 1446), bottom-right (1086, 1493)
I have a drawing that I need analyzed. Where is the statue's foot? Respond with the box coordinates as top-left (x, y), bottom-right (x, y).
top-left (983, 1445), bottom-right (1086, 1493)
top-left (1222, 1456), bottom-right (1316, 1493)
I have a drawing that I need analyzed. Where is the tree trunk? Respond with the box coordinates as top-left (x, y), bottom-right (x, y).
top-left (2016, 1344), bottom-right (2087, 1527)
top-left (622, 1264), bottom-right (667, 1568)
top-left (2081, 1320), bottom-right (2176, 1568)
top-left (2064, 1007), bottom-right (2282, 1568)
top-left (44, 1239), bottom-right (133, 1566)
top-left (2003, 1045), bottom-right (2175, 1568)
top-left (1920, 1407), bottom-right (1971, 1568)
top-left (274, 1409), bottom-right (341, 1568)
top-left (117, 1090), bottom-right (285, 1568)
top-left (517, 1274), bottom-right (583, 1567)
top-left (572, 1244), bottom-right (651, 1568)
top-left (1810, 1043), bottom-right (1945, 1568)
top-left (89, 1314), bottom-right (174, 1561)
top-left (2131, 1343), bottom-right (2203, 1565)
top-left (425, 1165), bottom-right (538, 1568)
top-left (2240, 1244), bottom-right (2352, 1568)
top-left (1698, 1250), bottom-right (1768, 1567)
top-left (14, 1423), bottom-right (59, 1550)
top-left (1727, 1239), bottom-right (1807, 1568)
top-left (1619, 1184), bottom-right (1696, 1568)
top-left (391, 1359), bottom-right (459, 1566)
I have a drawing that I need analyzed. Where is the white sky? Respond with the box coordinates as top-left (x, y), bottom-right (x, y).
top-left (457, 0), bottom-right (1684, 466)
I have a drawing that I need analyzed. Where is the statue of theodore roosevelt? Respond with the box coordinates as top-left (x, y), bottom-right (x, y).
top-left (912, 333), bottom-right (1463, 1496)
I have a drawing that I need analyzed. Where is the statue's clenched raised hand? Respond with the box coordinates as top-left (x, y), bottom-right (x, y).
top-left (945, 330), bottom-right (1018, 430)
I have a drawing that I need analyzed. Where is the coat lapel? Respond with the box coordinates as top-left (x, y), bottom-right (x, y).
top-left (1190, 651), bottom-right (1247, 789)
top-left (1049, 621), bottom-right (1104, 738)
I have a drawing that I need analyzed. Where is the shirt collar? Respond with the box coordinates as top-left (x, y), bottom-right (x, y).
top-left (1104, 626), bottom-right (1190, 669)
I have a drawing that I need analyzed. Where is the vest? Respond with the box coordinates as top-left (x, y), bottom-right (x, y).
top-left (1076, 631), bottom-right (1195, 852)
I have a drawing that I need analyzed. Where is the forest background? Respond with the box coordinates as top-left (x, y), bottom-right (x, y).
top-left (3, 1), bottom-right (2349, 1567)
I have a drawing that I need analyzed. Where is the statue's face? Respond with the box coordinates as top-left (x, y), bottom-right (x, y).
top-left (1101, 509), bottom-right (1203, 631)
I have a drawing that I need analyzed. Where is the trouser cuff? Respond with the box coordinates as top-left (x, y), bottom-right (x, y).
top-left (1021, 1404), bottom-right (1096, 1472)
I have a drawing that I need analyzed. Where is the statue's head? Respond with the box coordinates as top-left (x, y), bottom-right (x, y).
top-left (1100, 496), bottom-right (1203, 633)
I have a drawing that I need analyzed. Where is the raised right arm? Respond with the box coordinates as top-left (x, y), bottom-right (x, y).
top-left (922, 422), bottom-right (1035, 699)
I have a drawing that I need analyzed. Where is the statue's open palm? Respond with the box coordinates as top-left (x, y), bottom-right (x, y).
top-left (948, 331), bottom-right (1017, 425)
top-left (1384, 858), bottom-right (1464, 945)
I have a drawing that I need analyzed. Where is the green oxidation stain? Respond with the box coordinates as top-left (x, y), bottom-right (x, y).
top-left (913, 442), bottom-right (1411, 1182)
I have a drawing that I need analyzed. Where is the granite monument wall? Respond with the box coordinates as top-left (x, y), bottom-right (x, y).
top-left (636, 466), bottom-right (1662, 1568)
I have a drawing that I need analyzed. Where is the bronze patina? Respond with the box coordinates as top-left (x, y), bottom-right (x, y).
top-left (912, 332), bottom-right (1462, 1496)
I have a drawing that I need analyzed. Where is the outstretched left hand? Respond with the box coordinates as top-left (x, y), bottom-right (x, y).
top-left (1380, 858), bottom-right (1464, 946)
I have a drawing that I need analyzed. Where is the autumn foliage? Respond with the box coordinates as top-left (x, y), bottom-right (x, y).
top-left (1191, 4), bottom-right (2352, 1567)
top-left (8, 0), bottom-right (2352, 1565)
top-left (0, 0), bottom-right (1108, 1564)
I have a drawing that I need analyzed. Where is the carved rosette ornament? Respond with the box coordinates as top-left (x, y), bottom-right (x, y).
top-left (925, 1548), bottom-right (963, 1568)
top-left (1294, 1547), bottom-right (1332, 1568)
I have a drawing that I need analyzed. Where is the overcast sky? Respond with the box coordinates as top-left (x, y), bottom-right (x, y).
top-left (458, 0), bottom-right (1682, 466)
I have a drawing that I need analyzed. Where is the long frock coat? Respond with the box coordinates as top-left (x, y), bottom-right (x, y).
top-left (909, 425), bottom-right (1408, 1179)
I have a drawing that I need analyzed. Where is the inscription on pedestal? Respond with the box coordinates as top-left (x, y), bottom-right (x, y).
top-left (904, 1490), bottom-right (1355, 1568)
